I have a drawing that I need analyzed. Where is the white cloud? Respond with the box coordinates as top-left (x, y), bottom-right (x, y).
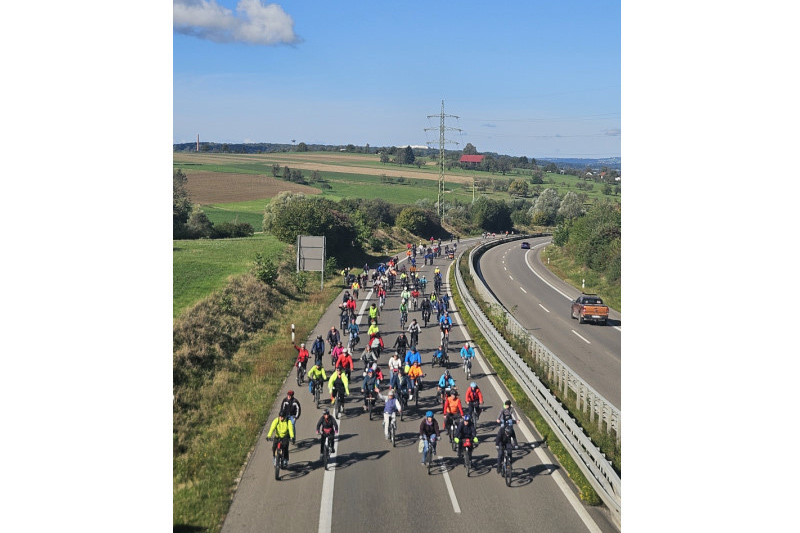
top-left (173, 0), bottom-right (301, 45)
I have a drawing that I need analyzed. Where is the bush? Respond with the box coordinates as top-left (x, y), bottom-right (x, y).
top-left (253, 253), bottom-right (278, 286)
top-left (213, 221), bottom-right (254, 238)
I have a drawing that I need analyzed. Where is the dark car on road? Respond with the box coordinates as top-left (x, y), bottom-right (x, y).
top-left (520, 241), bottom-right (530, 249)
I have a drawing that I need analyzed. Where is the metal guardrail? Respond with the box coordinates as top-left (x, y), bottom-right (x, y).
top-left (454, 238), bottom-right (621, 521)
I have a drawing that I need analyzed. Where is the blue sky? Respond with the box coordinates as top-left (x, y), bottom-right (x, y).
top-left (174, 0), bottom-right (621, 158)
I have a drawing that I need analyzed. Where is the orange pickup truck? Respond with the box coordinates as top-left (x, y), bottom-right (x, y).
top-left (570, 293), bottom-right (609, 325)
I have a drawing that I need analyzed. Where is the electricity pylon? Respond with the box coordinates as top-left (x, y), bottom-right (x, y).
top-left (425, 100), bottom-right (461, 218)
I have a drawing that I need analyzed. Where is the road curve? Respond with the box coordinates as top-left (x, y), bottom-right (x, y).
top-left (477, 237), bottom-right (621, 409)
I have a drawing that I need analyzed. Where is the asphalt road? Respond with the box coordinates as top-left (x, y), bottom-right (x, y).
top-left (220, 238), bottom-right (619, 533)
top-left (477, 237), bottom-right (621, 409)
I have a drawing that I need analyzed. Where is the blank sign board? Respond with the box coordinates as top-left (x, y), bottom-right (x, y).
top-left (296, 235), bottom-right (325, 272)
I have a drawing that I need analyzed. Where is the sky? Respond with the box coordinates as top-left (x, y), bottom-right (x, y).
top-left (173, 0), bottom-right (621, 159)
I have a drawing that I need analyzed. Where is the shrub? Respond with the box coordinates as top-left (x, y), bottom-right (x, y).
top-left (253, 253), bottom-right (278, 286)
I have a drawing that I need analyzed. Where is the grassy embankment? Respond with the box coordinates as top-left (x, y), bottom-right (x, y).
top-left (173, 233), bottom-right (287, 318)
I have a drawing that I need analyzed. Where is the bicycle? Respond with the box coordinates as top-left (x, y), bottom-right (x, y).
top-left (332, 388), bottom-right (346, 419)
top-left (313, 379), bottom-right (323, 408)
top-left (412, 377), bottom-right (422, 406)
top-left (364, 390), bottom-right (377, 420)
top-left (272, 438), bottom-right (288, 480)
top-left (461, 438), bottom-right (474, 476)
top-left (296, 361), bottom-right (307, 386)
top-left (320, 429), bottom-right (336, 470)
top-left (500, 445), bottom-right (513, 486)
top-left (447, 414), bottom-right (461, 451)
top-left (440, 326), bottom-right (450, 353)
top-left (400, 311), bottom-right (407, 330)
top-left (422, 308), bottom-right (431, 327)
top-left (466, 401), bottom-right (481, 422)
top-left (463, 357), bottom-right (472, 380)
top-left (387, 412), bottom-right (397, 447)
top-left (424, 436), bottom-right (437, 475)
top-left (412, 296), bottom-right (418, 311)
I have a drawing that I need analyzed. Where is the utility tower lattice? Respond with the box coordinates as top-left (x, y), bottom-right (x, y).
top-left (425, 100), bottom-right (461, 218)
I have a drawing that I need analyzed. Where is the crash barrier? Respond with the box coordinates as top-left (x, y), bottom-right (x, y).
top-left (455, 237), bottom-right (620, 522)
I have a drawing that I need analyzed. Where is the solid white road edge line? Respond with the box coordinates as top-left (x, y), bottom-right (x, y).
top-left (445, 261), bottom-right (603, 533)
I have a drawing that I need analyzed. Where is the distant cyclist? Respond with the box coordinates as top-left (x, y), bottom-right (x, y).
top-left (316, 409), bottom-right (338, 461)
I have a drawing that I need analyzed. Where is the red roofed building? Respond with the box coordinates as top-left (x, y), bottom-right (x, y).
top-left (459, 155), bottom-right (484, 164)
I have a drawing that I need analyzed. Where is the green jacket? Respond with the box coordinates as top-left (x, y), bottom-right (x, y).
top-left (267, 417), bottom-right (294, 440)
top-left (308, 366), bottom-right (327, 381)
top-left (328, 372), bottom-right (350, 396)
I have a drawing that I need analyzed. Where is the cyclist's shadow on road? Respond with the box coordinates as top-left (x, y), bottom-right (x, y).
top-left (331, 449), bottom-right (390, 470)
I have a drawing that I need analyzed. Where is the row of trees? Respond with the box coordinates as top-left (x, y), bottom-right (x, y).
top-left (551, 201), bottom-right (621, 282)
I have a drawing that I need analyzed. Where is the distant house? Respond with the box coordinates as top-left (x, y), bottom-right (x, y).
top-left (459, 155), bottom-right (484, 167)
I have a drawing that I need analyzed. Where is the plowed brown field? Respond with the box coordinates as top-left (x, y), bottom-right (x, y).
top-left (183, 171), bottom-right (320, 204)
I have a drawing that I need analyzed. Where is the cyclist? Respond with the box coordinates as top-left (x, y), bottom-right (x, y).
top-left (387, 351), bottom-right (403, 392)
top-left (407, 319), bottom-right (421, 347)
top-left (307, 362), bottom-right (327, 396)
top-left (410, 287), bottom-right (420, 309)
top-left (453, 414), bottom-right (478, 461)
top-left (316, 409), bottom-right (339, 461)
top-left (345, 295), bottom-right (357, 319)
top-left (380, 389), bottom-right (402, 440)
top-left (432, 344), bottom-right (448, 367)
top-left (419, 275), bottom-right (428, 294)
top-left (404, 345), bottom-right (421, 368)
top-left (347, 319), bottom-right (360, 348)
top-left (368, 302), bottom-right (379, 323)
top-left (439, 312), bottom-right (453, 344)
top-left (465, 381), bottom-right (484, 419)
top-left (279, 390), bottom-right (302, 433)
top-left (351, 279), bottom-right (360, 300)
top-left (442, 293), bottom-right (451, 312)
top-left (438, 370), bottom-right (456, 401)
top-left (495, 420), bottom-right (515, 474)
top-left (398, 300), bottom-right (409, 326)
top-left (496, 400), bottom-right (521, 448)
top-left (361, 368), bottom-right (380, 412)
top-left (331, 340), bottom-right (345, 368)
top-left (326, 326), bottom-right (341, 354)
top-left (327, 367), bottom-right (350, 405)
top-left (397, 367), bottom-right (412, 408)
top-left (400, 286), bottom-right (411, 307)
top-left (407, 361), bottom-right (424, 400)
top-left (377, 285), bottom-right (387, 310)
top-left (367, 320), bottom-right (380, 339)
top-left (367, 329), bottom-right (384, 359)
top-left (419, 411), bottom-right (440, 465)
top-left (335, 348), bottom-right (354, 379)
top-left (293, 342), bottom-right (310, 379)
top-left (460, 342), bottom-right (475, 369)
top-left (311, 335), bottom-right (326, 367)
top-left (267, 410), bottom-right (295, 468)
top-left (443, 389), bottom-right (464, 441)
top-left (393, 331), bottom-right (409, 355)
top-left (420, 296), bottom-right (432, 325)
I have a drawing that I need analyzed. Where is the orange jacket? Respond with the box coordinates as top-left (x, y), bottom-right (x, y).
top-left (443, 397), bottom-right (463, 416)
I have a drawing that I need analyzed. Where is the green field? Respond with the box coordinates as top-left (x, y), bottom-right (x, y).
top-left (173, 233), bottom-right (289, 318)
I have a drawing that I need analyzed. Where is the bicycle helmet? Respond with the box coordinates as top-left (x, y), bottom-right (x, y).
top-left (426, 411), bottom-right (434, 418)
top-left (470, 382), bottom-right (477, 388)
top-left (464, 415), bottom-right (471, 422)
top-left (323, 409), bottom-right (330, 415)
top-left (300, 343), bottom-right (305, 348)
top-left (287, 390), bottom-right (294, 396)
top-left (504, 400), bottom-right (512, 407)
top-left (444, 370), bottom-right (450, 377)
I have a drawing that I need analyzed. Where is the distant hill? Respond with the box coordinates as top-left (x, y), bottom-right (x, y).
top-left (173, 142), bottom-right (620, 170)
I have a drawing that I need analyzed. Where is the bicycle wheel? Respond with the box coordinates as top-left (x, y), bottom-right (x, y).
top-left (368, 399), bottom-right (374, 420)
top-left (504, 451), bottom-right (512, 486)
top-left (274, 447), bottom-right (281, 480)
top-left (315, 384), bottom-right (320, 408)
top-left (323, 444), bottom-right (329, 470)
top-left (335, 396), bottom-right (342, 419)
top-left (465, 447), bottom-right (471, 476)
top-left (296, 367), bottom-right (302, 386)
top-left (391, 423), bottom-right (396, 447)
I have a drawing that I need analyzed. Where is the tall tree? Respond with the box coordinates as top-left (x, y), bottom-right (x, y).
top-left (528, 188), bottom-right (560, 226)
top-left (462, 143), bottom-right (478, 155)
top-left (173, 169), bottom-right (192, 238)
top-left (558, 191), bottom-right (585, 220)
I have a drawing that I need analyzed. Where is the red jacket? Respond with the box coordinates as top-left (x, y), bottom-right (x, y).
top-left (294, 345), bottom-right (309, 364)
top-left (336, 354), bottom-right (354, 371)
top-left (465, 387), bottom-right (484, 404)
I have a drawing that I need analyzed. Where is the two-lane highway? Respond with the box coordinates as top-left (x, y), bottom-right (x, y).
top-left (478, 236), bottom-right (621, 409)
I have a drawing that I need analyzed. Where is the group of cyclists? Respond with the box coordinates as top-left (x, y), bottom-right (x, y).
top-left (272, 239), bottom-right (523, 476)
